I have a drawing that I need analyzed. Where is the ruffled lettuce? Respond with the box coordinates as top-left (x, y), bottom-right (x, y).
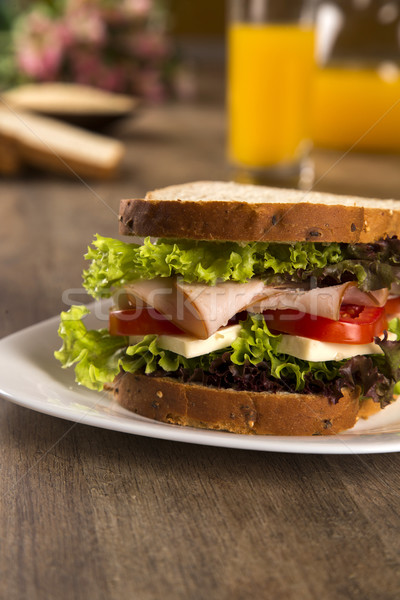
top-left (318, 260), bottom-right (399, 292)
top-left (55, 307), bottom-right (400, 409)
top-left (82, 235), bottom-right (344, 298)
top-left (54, 306), bottom-right (334, 391)
top-left (55, 305), bottom-right (220, 390)
top-left (376, 317), bottom-right (400, 397)
top-left (314, 238), bottom-right (400, 291)
top-left (229, 313), bottom-right (341, 391)
top-left (388, 317), bottom-right (400, 338)
top-left (82, 235), bottom-right (400, 299)
top-left (344, 237), bottom-right (400, 264)
top-left (54, 305), bottom-right (129, 391)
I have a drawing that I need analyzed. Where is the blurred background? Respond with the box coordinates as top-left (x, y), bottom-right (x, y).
top-left (0, 0), bottom-right (398, 198)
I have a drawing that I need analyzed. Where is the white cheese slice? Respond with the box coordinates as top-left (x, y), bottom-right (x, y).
top-left (277, 332), bottom-right (397, 362)
top-left (129, 326), bottom-right (397, 361)
top-left (130, 324), bottom-right (242, 359)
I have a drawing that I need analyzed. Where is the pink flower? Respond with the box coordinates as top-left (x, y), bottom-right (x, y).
top-left (69, 48), bottom-right (128, 92)
top-left (12, 0), bottom-right (183, 102)
top-left (15, 12), bottom-right (67, 80)
top-left (67, 0), bottom-right (152, 16)
top-left (121, 0), bottom-right (153, 17)
top-left (17, 44), bottom-right (61, 80)
top-left (64, 5), bottom-right (106, 46)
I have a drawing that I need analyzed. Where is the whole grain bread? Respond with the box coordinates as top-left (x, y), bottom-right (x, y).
top-left (119, 180), bottom-right (400, 243)
top-left (113, 371), bottom-right (364, 436)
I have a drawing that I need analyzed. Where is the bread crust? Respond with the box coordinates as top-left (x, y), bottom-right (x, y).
top-left (113, 372), bottom-right (362, 436)
top-left (119, 181), bottom-right (400, 243)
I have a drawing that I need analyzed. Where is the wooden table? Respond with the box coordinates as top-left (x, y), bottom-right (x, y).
top-left (1, 102), bottom-right (400, 599)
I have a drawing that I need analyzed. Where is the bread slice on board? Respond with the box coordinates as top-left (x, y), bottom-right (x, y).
top-left (114, 371), bottom-right (362, 436)
top-left (0, 108), bottom-right (124, 179)
top-left (1, 82), bottom-right (138, 116)
top-left (119, 180), bottom-right (400, 243)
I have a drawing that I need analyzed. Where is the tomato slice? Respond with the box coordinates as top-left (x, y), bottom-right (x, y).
top-left (261, 305), bottom-right (387, 344)
top-left (385, 296), bottom-right (400, 317)
top-left (109, 308), bottom-right (184, 337)
top-left (111, 303), bottom-right (389, 344)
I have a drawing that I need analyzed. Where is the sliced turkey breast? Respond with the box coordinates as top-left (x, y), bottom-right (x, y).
top-left (125, 277), bottom-right (390, 339)
top-left (342, 286), bottom-right (388, 307)
top-left (124, 277), bottom-right (206, 338)
top-left (124, 277), bottom-right (265, 338)
top-left (247, 282), bottom-right (356, 320)
top-left (176, 279), bottom-right (265, 337)
top-left (248, 282), bottom-right (388, 320)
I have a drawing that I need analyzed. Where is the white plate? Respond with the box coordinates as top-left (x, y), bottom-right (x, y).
top-left (1, 310), bottom-right (400, 454)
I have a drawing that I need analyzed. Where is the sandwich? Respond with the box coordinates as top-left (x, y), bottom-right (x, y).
top-left (55, 181), bottom-right (400, 435)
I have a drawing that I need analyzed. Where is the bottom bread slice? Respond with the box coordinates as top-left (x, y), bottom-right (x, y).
top-left (113, 372), bottom-right (367, 436)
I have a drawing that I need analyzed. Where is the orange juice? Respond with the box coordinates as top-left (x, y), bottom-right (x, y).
top-left (228, 24), bottom-right (315, 168)
top-left (312, 66), bottom-right (400, 152)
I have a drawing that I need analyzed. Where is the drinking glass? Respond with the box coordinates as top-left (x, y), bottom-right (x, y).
top-left (227, 0), bottom-right (316, 188)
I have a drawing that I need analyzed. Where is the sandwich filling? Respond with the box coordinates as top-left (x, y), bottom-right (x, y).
top-left (55, 235), bottom-right (400, 409)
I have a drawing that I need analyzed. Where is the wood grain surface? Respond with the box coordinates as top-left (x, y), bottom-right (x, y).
top-left (1, 101), bottom-right (400, 600)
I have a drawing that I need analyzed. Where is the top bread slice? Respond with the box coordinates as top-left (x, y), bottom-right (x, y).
top-left (119, 180), bottom-right (400, 243)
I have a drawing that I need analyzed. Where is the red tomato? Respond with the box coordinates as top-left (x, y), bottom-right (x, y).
top-left (109, 308), bottom-right (184, 336)
top-left (261, 305), bottom-right (387, 344)
top-left (385, 296), bottom-right (400, 316)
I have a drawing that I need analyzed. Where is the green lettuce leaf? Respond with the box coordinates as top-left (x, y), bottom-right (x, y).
top-left (54, 308), bottom-right (341, 393)
top-left (54, 305), bottom-right (128, 390)
top-left (388, 317), bottom-right (400, 339)
top-left (54, 305), bottom-right (220, 389)
top-left (55, 309), bottom-right (400, 406)
top-left (344, 237), bottom-right (400, 265)
top-left (82, 235), bottom-right (344, 298)
top-left (374, 320), bottom-right (400, 399)
top-left (230, 314), bottom-right (341, 391)
top-left (320, 260), bottom-right (398, 292)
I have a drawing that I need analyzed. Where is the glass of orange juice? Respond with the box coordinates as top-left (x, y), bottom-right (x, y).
top-left (227, 0), bottom-right (316, 188)
top-left (312, 1), bottom-right (400, 152)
